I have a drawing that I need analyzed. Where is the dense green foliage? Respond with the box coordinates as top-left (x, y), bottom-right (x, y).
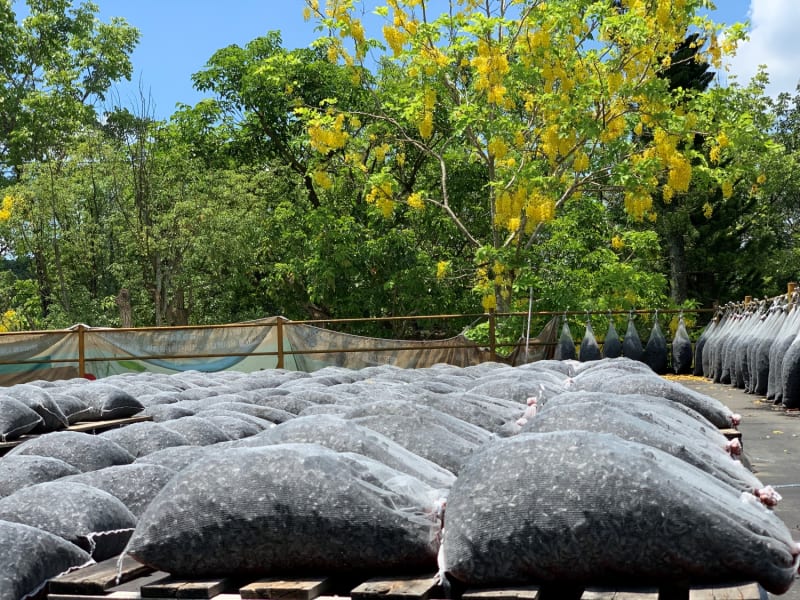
top-left (0, 0), bottom-right (798, 340)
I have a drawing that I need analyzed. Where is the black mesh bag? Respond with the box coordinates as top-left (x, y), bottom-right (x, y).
top-left (0, 481), bottom-right (137, 560)
top-left (0, 396), bottom-right (42, 442)
top-left (59, 463), bottom-right (177, 518)
top-left (0, 455), bottom-right (80, 499)
top-left (126, 444), bottom-right (444, 577)
top-left (6, 431), bottom-right (135, 472)
top-left (442, 431), bottom-right (798, 595)
top-left (0, 520), bottom-right (92, 600)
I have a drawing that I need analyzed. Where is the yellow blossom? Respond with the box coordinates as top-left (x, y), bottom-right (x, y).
top-left (312, 170), bottom-right (333, 190)
top-left (377, 197), bottom-right (395, 217)
top-left (624, 189), bottom-right (653, 221)
top-left (0, 195), bottom-right (14, 222)
top-left (488, 137), bottom-right (508, 160)
top-left (667, 154), bottom-right (692, 193)
top-left (481, 293), bottom-right (497, 311)
top-left (436, 260), bottom-right (449, 280)
top-left (573, 151), bottom-right (589, 172)
top-left (366, 180), bottom-right (395, 218)
top-left (418, 112), bottom-right (433, 139)
top-left (307, 113), bottom-right (349, 154)
top-left (757, 173), bottom-right (767, 185)
top-left (722, 180), bottom-right (733, 199)
top-left (611, 235), bottom-right (625, 250)
top-left (703, 202), bottom-right (714, 219)
top-left (407, 192), bottom-right (424, 210)
top-left (327, 44), bottom-right (339, 63)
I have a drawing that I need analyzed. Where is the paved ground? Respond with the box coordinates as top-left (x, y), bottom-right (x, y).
top-left (677, 376), bottom-right (800, 599)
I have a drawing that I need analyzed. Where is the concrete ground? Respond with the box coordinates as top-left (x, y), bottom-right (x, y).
top-left (677, 375), bottom-right (800, 599)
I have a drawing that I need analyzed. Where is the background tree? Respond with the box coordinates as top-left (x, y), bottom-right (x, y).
top-left (0, 0), bottom-right (138, 317)
top-left (300, 0), bottom-right (754, 314)
top-left (185, 32), bottom-right (478, 333)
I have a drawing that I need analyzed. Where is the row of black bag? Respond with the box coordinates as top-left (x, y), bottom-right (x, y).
top-left (694, 298), bottom-right (800, 408)
top-left (553, 313), bottom-right (694, 375)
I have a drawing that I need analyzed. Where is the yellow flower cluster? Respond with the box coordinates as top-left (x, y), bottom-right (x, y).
top-left (366, 181), bottom-right (395, 217)
top-left (721, 180), bottom-right (733, 199)
top-left (436, 260), bottom-right (449, 280)
top-left (303, 0), bottom-right (319, 20)
top-left (624, 189), bottom-right (653, 221)
top-left (383, 25), bottom-right (405, 55)
top-left (422, 45), bottom-right (449, 69)
top-left (667, 153), bottom-right (692, 193)
top-left (541, 124), bottom-right (574, 164)
top-left (471, 40), bottom-right (510, 106)
top-left (308, 113), bottom-right (349, 154)
top-left (649, 127), bottom-right (692, 193)
top-left (0, 309), bottom-right (19, 333)
top-left (523, 28), bottom-right (550, 52)
top-left (488, 137), bottom-right (508, 160)
top-left (599, 112), bottom-right (626, 143)
top-left (374, 143), bottom-right (391, 162)
top-left (418, 87), bottom-right (436, 140)
top-left (407, 191), bottom-right (425, 210)
top-left (496, 188), bottom-right (556, 234)
top-left (481, 293), bottom-right (497, 311)
top-left (0, 195), bottom-right (14, 222)
top-left (702, 202), bottom-right (714, 219)
top-left (495, 188), bottom-right (526, 232)
top-left (525, 191), bottom-right (555, 227)
top-left (313, 170), bottom-right (333, 190)
top-left (573, 151), bottom-right (590, 172)
top-left (611, 235), bottom-right (625, 250)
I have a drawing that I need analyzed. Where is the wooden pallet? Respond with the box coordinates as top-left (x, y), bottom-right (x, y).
top-left (47, 557), bottom-right (764, 600)
top-left (0, 415), bottom-right (153, 455)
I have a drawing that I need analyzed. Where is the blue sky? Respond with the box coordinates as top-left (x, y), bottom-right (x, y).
top-left (22, 1), bottom-right (800, 119)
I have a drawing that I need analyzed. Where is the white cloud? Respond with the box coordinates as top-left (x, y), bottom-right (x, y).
top-left (725, 0), bottom-right (800, 97)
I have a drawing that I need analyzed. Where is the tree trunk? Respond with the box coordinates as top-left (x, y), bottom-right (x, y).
top-left (668, 231), bottom-right (688, 304)
top-left (167, 288), bottom-right (189, 325)
top-left (33, 249), bottom-right (52, 318)
top-left (115, 288), bottom-right (133, 328)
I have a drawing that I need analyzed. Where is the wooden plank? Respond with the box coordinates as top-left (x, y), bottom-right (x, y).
top-left (350, 574), bottom-right (439, 600)
top-left (49, 594), bottom-right (140, 600)
top-left (689, 583), bottom-right (762, 599)
top-left (69, 415), bottom-right (153, 434)
top-left (580, 592), bottom-right (619, 600)
top-left (462, 587), bottom-right (539, 600)
top-left (140, 577), bottom-right (231, 599)
top-left (109, 572), bottom-right (171, 593)
top-left (462, 588), bottom-right (539, 600)
top-left (239, 577), bottom-right (332, 600)
top-left (49, 555), bottom-right (153, 595)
